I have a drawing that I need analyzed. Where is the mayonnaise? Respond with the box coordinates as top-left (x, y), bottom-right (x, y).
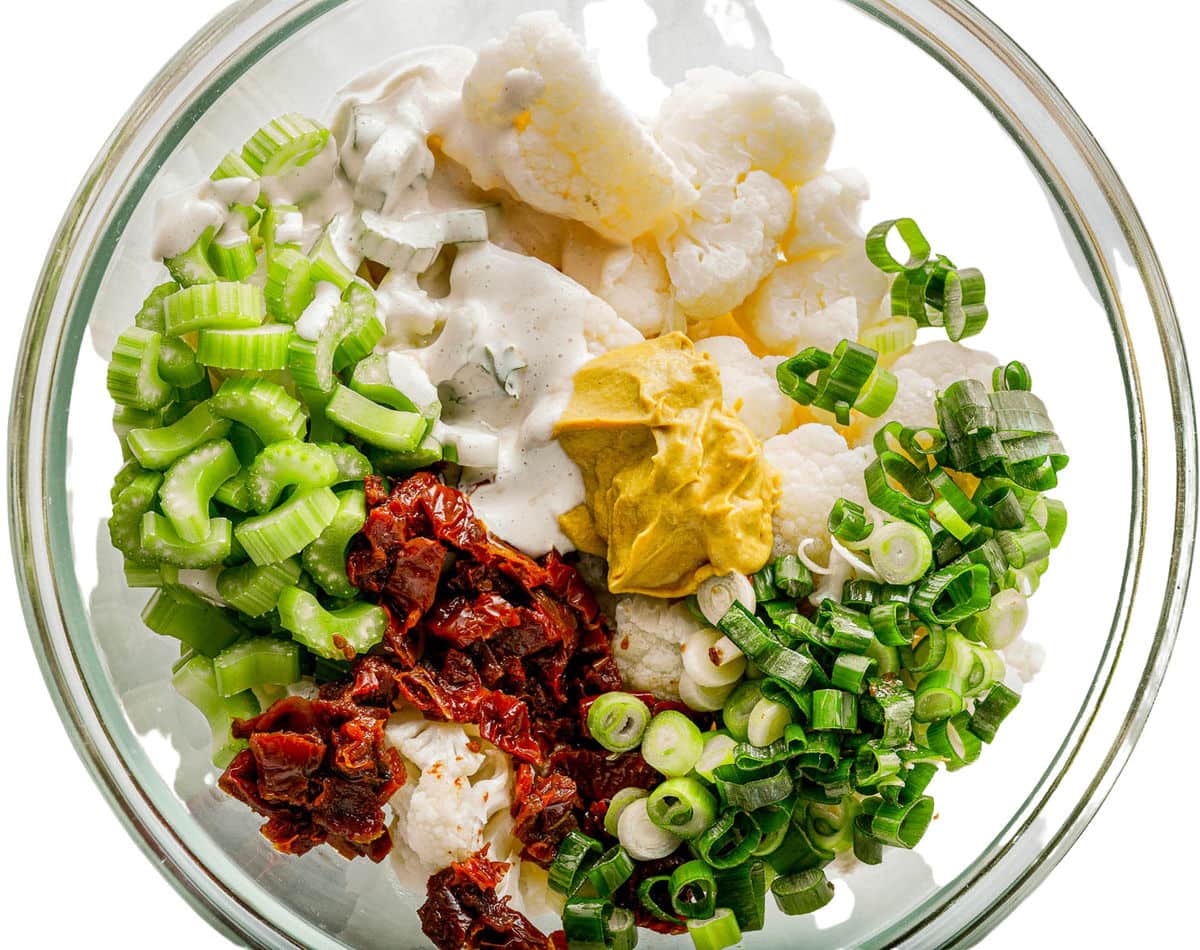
top-left (151, 176), bottom-right (259, 260)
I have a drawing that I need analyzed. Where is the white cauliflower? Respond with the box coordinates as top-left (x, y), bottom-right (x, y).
top-left (764, 423), bottom-right (874, 558)
top-left (443, 12), bottom-right (693, 242)
top-left (695, 336), bottom-right (793, 440)
top-left (654, 67), bottom-right (834, 321)
top-left (851, 340), bottom-right (999, 444)
top-left (613, 596), bottom-right (709, 700)
top-left (787, 169), bottom-right (870, 259)
top-left (386, 708), bottom-right (514, 872)
top-left (741, 243), bottom-right (889, 355)
top-left (560, 226), bottom-right (685, 337)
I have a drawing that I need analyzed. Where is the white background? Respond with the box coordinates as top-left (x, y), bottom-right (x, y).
top-left (1, 2), bottom-right (1195, 947)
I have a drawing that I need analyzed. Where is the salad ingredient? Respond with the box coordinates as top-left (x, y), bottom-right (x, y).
top-left (106, 327), bottom-right (175, 411)
top-left (618, 797), bottom-right (683, 861)
top-left (612, 596), bottom-right (698, 701)
top-left (647, 778), bottom-right (718, 840)
top-left (776, 338), bottom-right (898, 425)
top-left (786, 168), bottom-right (870, 259)
top-left (234, 487), bottom-right (340, 565)
top-left (212, 638), bottom-right (302, 697)
top-left (687, 907), bottom-right (742, 950)
top-left (195, 324), bottom-right (294, 371)
top-left (694, 336), bottom-right (793, 441)
top-left (158, 439), bottom-right (241, 543)
top-left (641, 709), bottom-right (704, 777)
top-left (219, 694), bottom-right (405, 860)
top-left (868, 520), bottom-right (934, 584)
top-left (771, 868), bottom-right (835, 916)
top-left (216, 557), bottom-right (302, 617)
top-left (605, 788), bottom-right (651, 838)
top-left (302, 488), bottom-right (367, 598)
top-left (741, 245), bottom-right (887, 355)
top-left (764, 423), bottom-right (873, 559)
top-left (418, 849), bottom-right (553, 950)
top-left (680, 629), bottom-right (745, 688)
top-left (560, 229), bottom-right (686, 337)
top-left (276, 586), bottom-right (388, 660)
top-left (555, 333), bottom-right (778, 597)
top-left (444, 12), bottom-right (693, 242)
top-left (587, 692), bottom-right (652, 754)
top-left (654, 67), bottom-right (833, 321)
top-left (172, 655), bottom-right (259, 768)
top-left (142, 586), bottom-right (243, 657)
top-left (140, 511), bottom-right (231, 568)
top-left (695, 572), bottom-right (756, 627)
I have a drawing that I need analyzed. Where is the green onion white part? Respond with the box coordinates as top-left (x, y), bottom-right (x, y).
top-left (695, 572), bottom-right (756, 626)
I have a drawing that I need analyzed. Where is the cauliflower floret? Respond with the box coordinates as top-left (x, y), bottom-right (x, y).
top-left (654, 67), bottom-right (834, 321)
top-left (764, 424), bottom-right (874, 558)
top-left (696, 336), bottom-right (793, 440)
top-left (561, 226), bottom-right (685, 337)
top-left (613, 596), bottom-right (708, 700)
top-left (741, 243), bottom-right (889, 354)
top-left (850, 340), bottom-right (999, 444)
top-left (443, 12), bottom-right (693, 242)
top-left (787, 169), bottom-right (870, 259)
top-left (387, 711), bottom-right (515, 872)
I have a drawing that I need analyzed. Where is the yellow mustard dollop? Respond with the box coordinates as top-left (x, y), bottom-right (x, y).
top-left (554, 332), bottom-right (779, 597)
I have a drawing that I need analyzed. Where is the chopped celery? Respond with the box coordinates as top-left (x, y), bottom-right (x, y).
top-left (260, 203), bottom-right (301, 264)
top-left (171, 654), bottom-right (259, 768)
top-left (265, 247), bottom-right (315, 322)
top-left (159, 440), bottom-right (241, 543)
top-left (349, 353), bottom-right (420, 412)
top-left (211, 151), bottom-right (259, 181)
top-left (309, 227), bottom-right (356, 291)
top-left (164, 282), bottom-right (267, 335)
top-left (126, 402), bottom-right (232, 470)
top-left (109, 470), bottom-right (164, 564)
top-left (247, 439), bottom-right (340, 512)
top-left (142, 586), bottom-right (245, 657)
top-left (302, 489), bottom-right (366, 598)
top-left (213, 637), bottom-right (301, 697)
top-left (316, 443), bottom-right (373, 483)
top-left (107, 327), bottom-right (175, 411)
top-left (165, 228), bottom-right (220, 287)
top-left (241, 113), bottom-right (329, 176)
top-left (141, 511), bottom-right (232, 568)
top-left (276, 585), bottom-right (387, 660)
top-left (333, 283), bottom-right (385, 370)
top-left (196, 325), bottom-right (293, 371)
top-left (234, 487), bottom-right (340, 566)
top-left (217, 557), bottom-right (302, 617)
top-left (324, 385), bottom-right (426, 452)
top-left (208, 377), bottom-right (308, 445)
top-left (369, 431), bottom-right (446, 474)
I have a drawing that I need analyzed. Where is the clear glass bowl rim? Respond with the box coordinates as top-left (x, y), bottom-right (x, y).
top-left (9, 0), bottom-right (1195, 947)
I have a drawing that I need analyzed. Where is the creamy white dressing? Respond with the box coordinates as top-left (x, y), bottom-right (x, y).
top-left (151, 176), bottom-right (259, 260)
top-left (386, 351), bottom-right (439, 410)
top-left (294, 282), bottom-right (343, 341)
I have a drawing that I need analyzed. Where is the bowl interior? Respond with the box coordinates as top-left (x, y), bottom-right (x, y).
top-left (53, 0), bottom-right (1135, 946)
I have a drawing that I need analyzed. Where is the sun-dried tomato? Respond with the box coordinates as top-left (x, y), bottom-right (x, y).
top-left (418, 849), bottom-right (554, 950)
top-left (219, 696), bottom-right (403, 861)
top-left (511, 771), bottom-right (582, 867)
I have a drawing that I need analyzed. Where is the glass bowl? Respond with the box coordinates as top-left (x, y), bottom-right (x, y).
top-left (10, 0), bottom-right (1193, 947)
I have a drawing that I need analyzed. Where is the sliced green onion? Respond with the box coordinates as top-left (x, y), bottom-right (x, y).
top-left (721, 681), bottom-right (766, 742)
top-left (968, 683), bottom-right (1021, 743)
top-left (873, 520), bottom-right (936, 585)
top-left (811, 689), bottom-right (857, 732)
top-left (996, 524), bottom-right (1052, 569)
top-left (687, 908), bottom-right (742, 950)
top-left (840, 579), bottom-right (881, 611)
top-left (638, 875), bottom-right (680, 925)
top-left (549, 830), bottom-right (603, 896)
top-left (828, 497), bottom-right (872, 543)
top-left (683, 629), bottom-right (746, 688)
top-left (776, 339), bottom-right (894, 424)
top-left (694, 731), bottom-right (739, 783)
top-left (679, 672), bottom-right (737, 713)
top-left (712, 861), bottom-right (766, 933)
top-left (694, 810), bottom-right (763, 869)
top-left (815, 600), bottom-right (874, 653)
top-left (642, 710), bottom-right (704, 777)
top-left (747, 697), bottom-right (793, 747)
top-left (750, 564), bottom-right (776, 604)
top-left (926, 711), bottom-right (983, 769)
top-left (713, 763), bottom-right (794, 811)
top-left (911, 562), bottom-right (991, 625)
top-left (900, 624), bottom-right (949, 673)
top-left (868, 601), bottom-right (913, 647)
top-left (562, 896), bottom-right (612, 948)
top-left (771, 868), bottom-right (835, 916)
top-left (617, 796), bottom-right (682, 861)
top-left (670, 860), bottom-right (718, 919)
top-left (171, 654), bottom-right (259, 768)
top-left (587, 692), bottom-right (651, 753)
top-left (648, 778), bottom-right (718, 841)
top-left (773, 554), bottom-right (814, 599)
top-left (936, 265), bottom-right (989, 341)
top-left (914, 669), bottom-right (964, 722)
top-left (865, 218), bottom-right (931, 272)
top-left (604, 788), bottom-right (649, 838)
top-left (858, 316), bottom-right (918, 358)
top-left (863, 794), bottom-right (934, 848)
top-left (865, 451), bottom-right (934, 533)
top-left (1042, 497), bottom-right (1068, 548)
top-left (862, 677), bottom-right (915, 747)
top-left (142, 586), bottom-right (244, 657)
top-left (697, 572), bottom-right (756, 626)
top-left (763, 814), bottom-right (833, 876)
top-left (831, 653), bottom-right (875, 693)
top-left (853, 814), bottom-right (885, 865)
